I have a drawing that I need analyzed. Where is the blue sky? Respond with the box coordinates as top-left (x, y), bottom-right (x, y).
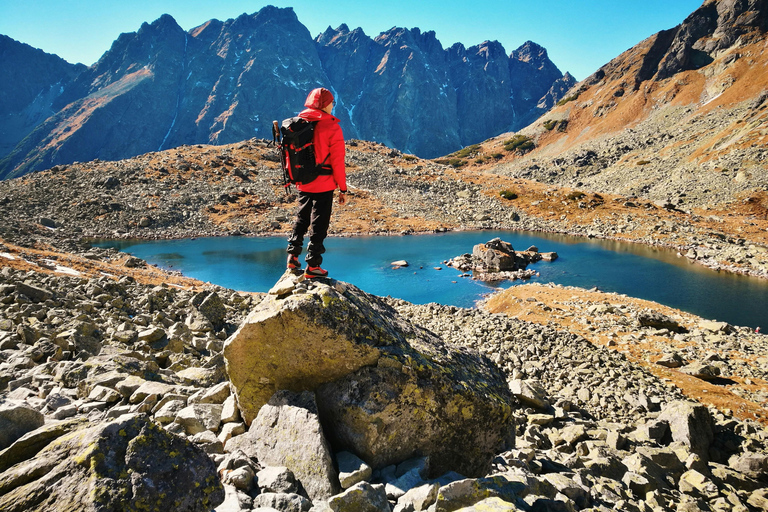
top-left (0, 0), bottom-right (703, 80)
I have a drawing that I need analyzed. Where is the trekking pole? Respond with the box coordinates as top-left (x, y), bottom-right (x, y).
top-left (273, 120), bottom-right (292, 195)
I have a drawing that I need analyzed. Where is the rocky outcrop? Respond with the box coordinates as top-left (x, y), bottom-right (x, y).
top-left (447, 238), bottom-right (557, 281)
top-left (0, 6), bottom-right (572, 178)
top-left (224, 277), bottom-right (515, 477)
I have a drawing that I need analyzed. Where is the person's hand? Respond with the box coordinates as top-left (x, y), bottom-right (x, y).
top-left (338, 191), bottom-right (347, 205)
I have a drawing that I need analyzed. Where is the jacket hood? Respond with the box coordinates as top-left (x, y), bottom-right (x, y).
top-left (304, 87), bottom-right (334, 109)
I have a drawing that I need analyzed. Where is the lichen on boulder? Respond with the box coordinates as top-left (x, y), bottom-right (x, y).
top-left (224, 279), bottom-right (515, 477)
top-left (0, 413), bottom-right (224, 512)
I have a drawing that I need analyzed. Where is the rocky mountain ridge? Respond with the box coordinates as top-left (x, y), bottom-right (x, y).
top-left (0, 6), bottom-right (573, 179)
top-left (476, 0), bottom-right (768, 212)
top-left (0, 35), bottom-right (85, 159)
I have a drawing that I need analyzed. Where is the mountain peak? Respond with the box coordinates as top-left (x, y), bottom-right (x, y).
top-left (512, 41), bottom-right (548, 61)
top-left (140, 13), bottom-right (183, 35)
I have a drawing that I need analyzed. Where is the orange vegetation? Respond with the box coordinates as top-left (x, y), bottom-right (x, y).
top-left (484, 284), bottom-right (768, 425)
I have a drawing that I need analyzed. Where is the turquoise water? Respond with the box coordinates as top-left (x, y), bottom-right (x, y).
top-left (96, 231), bottom-right (768, 329)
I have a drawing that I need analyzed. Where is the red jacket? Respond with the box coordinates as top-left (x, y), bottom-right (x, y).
top-left (296, 108), bottom-right (346, 193)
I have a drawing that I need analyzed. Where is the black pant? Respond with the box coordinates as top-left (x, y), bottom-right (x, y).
top-left (287, 190), bottom-right (334, 267)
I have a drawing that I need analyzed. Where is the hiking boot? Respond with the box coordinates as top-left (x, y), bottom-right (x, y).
top-left (304, 266), bottom-right (328, 279)
top-left (287, 255), bottom-right (300, 270)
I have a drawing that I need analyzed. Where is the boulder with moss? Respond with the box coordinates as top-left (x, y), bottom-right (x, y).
top-left (0, 413), bottom-right (224, 512)
top-left (224, 279), bottom-right (515, 477)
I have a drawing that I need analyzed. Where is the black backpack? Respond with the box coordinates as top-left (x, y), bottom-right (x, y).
top-left (273, 117), bottom-right (332, 188)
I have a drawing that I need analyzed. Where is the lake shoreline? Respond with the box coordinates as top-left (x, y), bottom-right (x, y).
top-left (93, 230), bottom-right (768, 330)
top-left (84, 221), bottom-right (768, 282)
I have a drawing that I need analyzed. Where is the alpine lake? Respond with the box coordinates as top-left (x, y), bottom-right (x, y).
top-left (95, 230), bottom-right (768, 330)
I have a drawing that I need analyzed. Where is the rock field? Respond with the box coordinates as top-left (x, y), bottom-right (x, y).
top-left (0, 254), bottom-right (767, 511)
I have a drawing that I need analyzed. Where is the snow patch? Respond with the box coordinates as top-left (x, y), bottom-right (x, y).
top-left (0, 252), bottom-right (16, 260)
top-left (41, 260), bottom-right (81, 276)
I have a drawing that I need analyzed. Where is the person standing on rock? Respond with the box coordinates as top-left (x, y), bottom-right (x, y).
top-left (286, 87), bottom-right (347, 278)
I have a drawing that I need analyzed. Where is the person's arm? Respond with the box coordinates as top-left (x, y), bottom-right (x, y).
top-left (328, 124), bottom-right (347, 197)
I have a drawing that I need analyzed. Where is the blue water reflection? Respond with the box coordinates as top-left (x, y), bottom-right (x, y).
top-left (95, 231), bottom-right (768, 329)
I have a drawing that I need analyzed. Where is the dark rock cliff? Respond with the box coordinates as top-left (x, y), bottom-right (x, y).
top-left (0, 6), bottom-right (571, 178)
top-left (0, 36), bottom-right (85, 159)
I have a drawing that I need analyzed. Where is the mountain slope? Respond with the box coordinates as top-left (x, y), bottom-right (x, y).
top-left (485, 0), bottom-right (768, 208)
top-left (0, 7), bottom-right (571, 179)
top-left (0, 35), bottom-right (85, 158)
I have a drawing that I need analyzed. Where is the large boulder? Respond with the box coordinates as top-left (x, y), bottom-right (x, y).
top-left (224, 280), bottom-right (514, 477)
top-left (0, 413), bottom-right (224, 512)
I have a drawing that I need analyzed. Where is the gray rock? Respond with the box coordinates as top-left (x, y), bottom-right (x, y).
top-left (472, 238), bottom-right (517, 271)
top-left (622, 471), bottom-right (653, 496)
top-left (698, 320), bottom-right (732, 333)
top-left (0, 401), bottom-right (45, 450)
top-left (337, 451), bottom-right (373, 489)
top-left (269, 269), bottom-right (304, 296)
top-left (220, 394), bottom-right (240, 423)
top-left (214, 484), bottom-right (253, 512)
top-left (385, 467), bottom-right (427, 500)
top-left (657, 401), bottom-right (714, 460)
top-left (394, 483), bottom-right (440, 512)
top-left (244, 390), bottom-right (338, 501)
top-left (0, 417), bottom-right (86, 473)
top-left (509, 379), bottom-right (550, 409)
top-left (222, 465), bottom-right (255, 492)
top-left (633, 418), bottom-right (669, 444)
top-left (680, 362), bottom-right (721, 380)
top-left (678, 469), bottom-right (719, 500)
top-left (327, 482), bottom-right (389, 512)
top-left (154, 399), bottom-right (187, 424)
top-left (39, 217), bottom-right (57, 228)
top-left (218, 422), bottom-right (246, 447)
top-left (621, 452), bottom-right (672, 491)
top-left (129, 380), bottom-right (176, 404)
top-left (748, 488), bottom-right (768, 511)
top-left (137, 326), bottom-right (166, 343)
top-left (433, 475), bottom-right (525, 512)
top-left (0, 413), bottom-right (224, 512)
top-left (14, 283), bottom-right (53, 303)
top-left (256, 466), bottom-right (299, 495)
top-left (728, 452), bottom-right (768, 480)
top-left (175, 403), bottom-right (224, 435)
top-left (635, 310), bottom-right (684, 332)
top-left (191, 429), bottom-right (225, 454)
top-left (191, 381), bottom-right (231, 405)
top-left (193, 290), bottom-right (227, 327)
top-left (87, 385), bottom-right (122, 403)
top-left (252, 492), bottom-right (311, 512)
top-left (655, 352), bottom-right (685, 368)
top-left (541, 473), bottom-right (589, 507)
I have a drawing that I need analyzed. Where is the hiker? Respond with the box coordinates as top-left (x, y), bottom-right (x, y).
top-left (286, 87), bottom-right (347, 278)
